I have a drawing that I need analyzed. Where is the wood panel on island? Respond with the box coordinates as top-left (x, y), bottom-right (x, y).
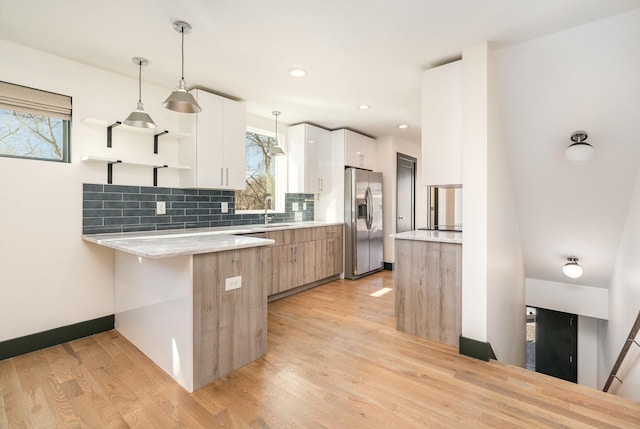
top-left (395, 239), bottom-right (462, 347)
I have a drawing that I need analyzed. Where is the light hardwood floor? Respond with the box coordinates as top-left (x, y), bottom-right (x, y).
top-left (1, 271), bottom-right (639, 428)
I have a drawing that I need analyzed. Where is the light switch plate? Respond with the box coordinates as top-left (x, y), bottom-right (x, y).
top-left (156, 201), bottom-right (166, 215)
top-left (221, 201), bottom-right (228, 213)
top-left (292, 202), bottom-right (299, 211)
top-left (225, 275), bottom-right (241, 291)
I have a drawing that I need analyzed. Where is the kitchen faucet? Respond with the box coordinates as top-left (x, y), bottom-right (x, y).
top-left (264, 196), bottom-right (273, 225)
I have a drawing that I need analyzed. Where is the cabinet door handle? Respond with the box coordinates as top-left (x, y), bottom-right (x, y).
top-left (330, 241), bottom-right (334, 256)
top-left (360, 153), bottom-right (364, 166)
top-left (225, 168), bottom-right (229, 186)
top-left (220, 168), bottom-right (224, 186)
top-left (317, 178), bottom-right (322, 192)
top-left (293, 245), bottom-right (297, 262)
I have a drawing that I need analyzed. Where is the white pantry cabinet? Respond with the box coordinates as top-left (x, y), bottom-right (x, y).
top-left (288, 123), bottom-right (332, 194)
top-left (421, 60), bottom-right (462, 186)
top-left (336, 129), bottom-right (377, 170)
top-left (180, 89), bottom-right (246, 189)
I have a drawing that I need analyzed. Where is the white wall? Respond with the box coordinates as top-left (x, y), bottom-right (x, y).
top-left (599, 164), bottom-right (640, 401)
top-left (526, 278), bottom-right (608, 320)
top-left (486, 43), bottom-right (526, 366)
top-left (0, 39), bottom-right (187, 341)
top-left (461, 43), bottom-right (489, 343)
top-left (460, 42), bottom-right (526, 365)
top-left (578, 316), bottom-right (599, 389)
top-left (377, 135), bottom-right (426, 264)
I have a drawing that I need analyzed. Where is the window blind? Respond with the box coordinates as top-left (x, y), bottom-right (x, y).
top-left (0, 81), bottom-right (72, 121)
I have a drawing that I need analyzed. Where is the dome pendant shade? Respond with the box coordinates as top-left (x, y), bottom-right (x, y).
top-left (565, 130), bottom-right (593, 162)
top-left (124, 57), bottom-right (156, 129)
top-left (562, 257), bottom-right (583, 279)
top-left (163, 21), bottom-right (201, 113)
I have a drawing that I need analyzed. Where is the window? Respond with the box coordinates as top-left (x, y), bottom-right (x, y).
top-left (0, 81), bottom-right (71, 162)
top-left (235, 127), bottom-right (286, 212)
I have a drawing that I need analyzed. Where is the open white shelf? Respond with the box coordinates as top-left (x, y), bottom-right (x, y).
top-left (81, 155), bottom-right (190, 170)
top-left (82, 117), bottom-right (190, 139)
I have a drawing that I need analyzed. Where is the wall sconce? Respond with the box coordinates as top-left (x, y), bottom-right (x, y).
top-left (565, 130), bottom-right (594, 162)
top-left (562, 257), bottom-right (583, 279)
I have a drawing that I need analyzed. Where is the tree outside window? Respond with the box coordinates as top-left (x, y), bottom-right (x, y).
top-left (235, 131), bottom-right (279, 211)
top-left (0, 109), bottom-right (68, 161)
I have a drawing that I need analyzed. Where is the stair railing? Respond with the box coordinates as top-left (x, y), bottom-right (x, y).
top-left (603, 309), bottom-right (640, 392)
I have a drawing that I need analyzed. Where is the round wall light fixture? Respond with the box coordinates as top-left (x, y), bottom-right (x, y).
top-left (562, 257), bottom-right (583, 279)
top-left (565, 130), bottom-right (594, 162)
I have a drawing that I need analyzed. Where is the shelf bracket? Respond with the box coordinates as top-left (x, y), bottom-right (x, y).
top-left (153, 165), bottom-right (169, 187)
top-left (107, 160), bottom-right (122, 184)
top-left (153, 130), bottom-right (169, 154)
top-left (107, 122), bottom-right (122, 148)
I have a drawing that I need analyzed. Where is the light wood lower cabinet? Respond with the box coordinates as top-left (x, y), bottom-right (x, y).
top-left (395, 239), bottom-right (462, 347)
top-left (193, 247), bottom-right (268, 389)
top-left (268, 224), bottom-right (343, 296)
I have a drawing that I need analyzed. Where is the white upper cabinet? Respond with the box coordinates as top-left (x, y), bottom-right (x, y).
top-left (179, 89), bottom-right (246, 189)
top-left (337, 129), bottom-right (377, 170)
top-left (421, 60), bottom-right (462, 186)
top-left (288, 123), bottom-right (332, 194)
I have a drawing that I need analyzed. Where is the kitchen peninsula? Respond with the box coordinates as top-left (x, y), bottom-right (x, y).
top-left (392, 230), bottom-right (462, 347)
top-left (83, 221), bottom-right (343, 392)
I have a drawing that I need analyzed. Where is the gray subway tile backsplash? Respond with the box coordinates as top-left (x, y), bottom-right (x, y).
top-left (82, 183), bottom-right (315, 234)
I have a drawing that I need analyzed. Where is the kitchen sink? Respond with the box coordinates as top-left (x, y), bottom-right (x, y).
top-left (259, 223), bottom-right (291, 228)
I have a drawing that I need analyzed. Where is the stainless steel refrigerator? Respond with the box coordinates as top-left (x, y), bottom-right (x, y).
top-left (344, 168), bottom-right (384, 279)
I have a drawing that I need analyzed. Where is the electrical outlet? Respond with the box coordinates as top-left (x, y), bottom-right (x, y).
top-left (225, 275), bottom-right (241, 291)
top-left (292, 202), bottom-right (299, 211)
top-left (303, 202), bottom-right (307, 210)
top-left (221, 201), bottom-right (228, 213)
top-left (156, 201), bottom-right (166, 215)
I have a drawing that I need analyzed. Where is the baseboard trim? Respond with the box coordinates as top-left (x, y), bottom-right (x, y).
top-left (0, 315), bottom-right (115, 360)
top-left (384, 262), bottom-right (394, 271)
top-left (268, 275), bottom-right (341, 303)
top-left (459, 335), bottom-right (494, 362)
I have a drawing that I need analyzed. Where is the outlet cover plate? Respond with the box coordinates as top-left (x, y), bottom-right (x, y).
top-left (221, 201), bottom-right (229, 213)
top-left (156, 201), bottom-right (166, 215)
top-left (225, 275), bottom-right (241, 291)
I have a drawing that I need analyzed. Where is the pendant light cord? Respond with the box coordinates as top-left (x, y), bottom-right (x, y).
top-left (181, 27), bottom-right (185, 80)
top-left (137, 60), bottom-right (142, 103)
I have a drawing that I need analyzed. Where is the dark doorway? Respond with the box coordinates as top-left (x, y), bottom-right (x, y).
top-left (535, 307), bottom-right (578, 383)
top-left (396, 153), bottom-right (416, 233)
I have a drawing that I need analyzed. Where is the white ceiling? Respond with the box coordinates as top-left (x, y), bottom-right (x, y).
top-left (0, 0), bottom-right (638, 142)
top-left (2, 1), bottom-right (640, 288)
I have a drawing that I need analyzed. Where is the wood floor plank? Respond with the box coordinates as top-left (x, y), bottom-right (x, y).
top-left (1, 270), bottom-right (639, 428)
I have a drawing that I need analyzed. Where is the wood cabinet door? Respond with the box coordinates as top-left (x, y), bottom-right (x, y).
top-left (192, 247), bottom-right (267, 389)
top-left (271, 244), bottom-right (295, 294)
top-left (330, 237), bottom-right (343, 277)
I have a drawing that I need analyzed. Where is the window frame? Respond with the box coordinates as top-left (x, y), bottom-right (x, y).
top-left (0, 81), bottom-right (72, 163)
top-left (234, 125), bottom-right (287, 214)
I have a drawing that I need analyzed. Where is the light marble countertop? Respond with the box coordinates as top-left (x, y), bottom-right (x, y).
top-left (390, 229), bottom-right (462, 244)
top-left (82, 221), bottom-right (343, 259)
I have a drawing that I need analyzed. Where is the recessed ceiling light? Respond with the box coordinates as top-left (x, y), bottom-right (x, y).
top-left (398, 124), bottom-right (409, 129)
top-left (358, 105), bottom-right (371, 110)
top-left (289, 68), bottom-right (307, 77)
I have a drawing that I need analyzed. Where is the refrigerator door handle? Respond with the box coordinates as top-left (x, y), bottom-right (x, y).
top-left (365, 186), bottom-right (373, 230)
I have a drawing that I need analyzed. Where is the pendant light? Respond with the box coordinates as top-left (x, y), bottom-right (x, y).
top-left (124, 57), bottom-right (156, 129)
top-left (163, 21), bottom-right (202, 113)
top-left (268, 111), bottom-right (286, 156)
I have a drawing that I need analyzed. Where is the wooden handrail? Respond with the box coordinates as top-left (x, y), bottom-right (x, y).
top-left (603, 309), bottom-right (640, 392)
